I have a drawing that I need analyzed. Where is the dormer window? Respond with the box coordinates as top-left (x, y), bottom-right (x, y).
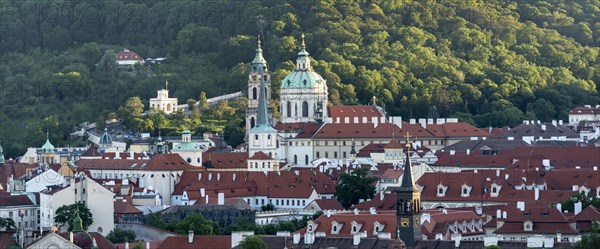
top-left (437, 184), bottom-right (448, 197)
top-left (524, 221), bottom-right (533, 231)
top-left (461, 184), bottom-right (472, 197)
top-left (490, 183), bottom-right (502, 197)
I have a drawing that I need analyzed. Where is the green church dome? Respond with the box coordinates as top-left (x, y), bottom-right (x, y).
top-left (280, 33), bottom-right (326, 90)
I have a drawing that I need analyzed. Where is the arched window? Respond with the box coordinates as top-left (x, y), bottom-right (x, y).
top-left (302, 101), bottom-right (309, 117)
top-left (294, 155), bottom-right (298, 165)
top-left (305, 155), bottom-right (309, 165)
top-left (252, 87), bottom-right (257, 99)
top-left (294, 103), bottom-right (298, 117)
top-left (286, 101), bottom-right (292, 117)
top-left (250, 117), bottom-right (256, 128)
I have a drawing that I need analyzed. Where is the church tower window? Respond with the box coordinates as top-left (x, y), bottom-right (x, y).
top-left (252, 87), bottom-right (257, 99)
top-left (286, 101), bottom-right (292, 118)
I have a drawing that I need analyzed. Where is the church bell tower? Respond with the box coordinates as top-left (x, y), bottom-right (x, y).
top-left (246, 35), bottom-right (274, 133)
top-left (395, 133), bottom-right (421, 247)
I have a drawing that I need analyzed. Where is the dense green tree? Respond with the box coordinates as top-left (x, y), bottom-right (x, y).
top-left (54, 202), bottom-right (93, 231)
top-left (107, 228), bottom-right (137, 243)
top-left (336, 167), bottom-right (377, 208)
top-left (572, 221), bottom-right (600, 249)
top-left (118, 97), bottom-right (145, 125)
top-left (239, 235), bottom-right (266, 249)
top-left (0, 217), bottom-right (15, 231)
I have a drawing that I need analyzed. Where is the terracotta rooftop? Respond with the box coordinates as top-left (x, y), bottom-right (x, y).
top-left (156, 235), bottom-right (231, 249)
top-left (203, 152), bottom-right (248, 169)
top-left (313, 199), bottom-right (344, 210)
top-left (328, 105), bottom-right (384, 122)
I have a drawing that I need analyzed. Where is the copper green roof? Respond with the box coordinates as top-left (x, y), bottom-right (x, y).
top-left (42, 133), bottom-right (55, 153)
top-left (172, 142), bottom-right (202, 151)
top-left (280, 34), bottom-right (326, 90)
top-left (99, 128), bottom-right (112, 145)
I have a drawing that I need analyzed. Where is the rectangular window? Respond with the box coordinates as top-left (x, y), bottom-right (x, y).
top-left (286, 200), bottom-right (290, 206)
top-left (343, 152), bottom-right (347, 158)
top-left (255, 199), bottom-right (258, 205)
top-left (325, 152), bottom-right (329, 158)
top-left (334, 152), bottom-right (338, 158)
top-left (316, 152), bottom-right (320, 158)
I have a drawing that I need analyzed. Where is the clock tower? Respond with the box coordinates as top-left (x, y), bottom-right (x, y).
top-left (246, 36), bottom-right (274, 132)
top-left (395, 133), bottom-right (421, 247)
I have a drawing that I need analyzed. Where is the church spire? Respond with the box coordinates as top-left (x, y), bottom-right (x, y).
top-left (296, 33), bottom-right (312, 71)
top-left (398, 133), bottom-right (417, 192)
top-left (252, 35), bottom-right (267, 72)
top-left (251, 49), bottom-right (275, 132)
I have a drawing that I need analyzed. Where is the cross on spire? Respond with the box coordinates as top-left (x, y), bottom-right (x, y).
top-left (301, 33), bottom-right (305, 48)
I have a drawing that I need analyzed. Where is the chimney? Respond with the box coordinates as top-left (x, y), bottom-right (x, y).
top-left (200, 188), bottom-right (205, 197)
top-left (442, 209), bottom-right (448, 215)
top-left (380, 189), bottom-right (384, 201)
top-left (475, 205), bottom-right (482, 215)
top-left (466, 149), bottom-right (470, 155)
top-left (217, 173), bottom-right (221, 181)
top-left (293, 233), bottom-right (301, 244)
top-left (450, 150), bottom-right (455, 155)
top-left (70, 232), bottom-right (74, 242)
top-left (232, 173), bottom-right (236, 181)
top-left (188, 230), bottom-right (194, 244)
top-left (198, 173), bottom-right (202, 180)
top-left (541, 124), bottom-right (546, 131)
top-left (559, 120), bottom-right (563, 125)
top-left (353, 233), bottom-right (361, 246)
top-left (505, 174), bottom-right (509, 180)
top-left (218, 192), bottom-right (225, 205)
top-left (125, 242), bottom-right (129, 249)
top-left (575, 202), bottom-right (583, 215)
top-left (496, 169), bottom-right (500, 177)
top-left (418, 118), bottom-right (427, 129)
top-left (409, 118), bottom-right (416, 124)
top-left (535, 188), bottom-right (540, 201)
top-left (556, 203), bottom-right (562, 212)
top-left (354, 208), bottom-right (359, 215)
top-left (517, 201), bottom-right (525, 211)
top-left (129, 151), bottom-right (134, 159)
top-left (369, 207), bottom-right (376, 214)
top-left (146, 241), bottom-right (150, 249)
top-left (371, 117), bottom-right (378, 125)
top-left (594, 166), bottom-right (598, 171)
top-left (115, 151), bottom-right (121, 159)
top-left (208, 173), bottom-right (212, 181)
top-left (205, 195), bottom-right (209, 204)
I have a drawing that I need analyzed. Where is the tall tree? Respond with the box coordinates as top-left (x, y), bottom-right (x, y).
top-left (336, 167), bottom-right (377, 208)
top-left (239, 235), bottom-right (266, 249)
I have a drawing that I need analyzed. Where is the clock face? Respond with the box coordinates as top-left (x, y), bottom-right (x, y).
top-left (401, 218), bottom-right (410, 227)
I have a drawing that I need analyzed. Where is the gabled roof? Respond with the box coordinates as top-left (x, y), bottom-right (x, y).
top-left (569, 105), bottom-right (600, 115)
top-left (495, 123), bottom-right (578, 138)
top-left (203, 152), bottom-right (248, 169)
top-left (248, 151), bottom-right (273, 160)
top-left (312, 123), bottom-right (433, 139)
top-left (313, 199), bottom-right (344, 210)
top-left (116, 49), bottom-right (143, 61)
top-left (300, 210), bottom-right (397, 238)
top-left (0, 193), bottom-right (34, 207)
top-left (384, 139), bottom-right (403, 149)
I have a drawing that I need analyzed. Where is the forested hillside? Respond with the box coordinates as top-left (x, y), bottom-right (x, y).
top-left (0, 0), bottom-right (599, 157)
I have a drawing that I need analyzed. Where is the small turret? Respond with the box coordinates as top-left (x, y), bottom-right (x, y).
top-left (0, 140), bottom-right (5, 166)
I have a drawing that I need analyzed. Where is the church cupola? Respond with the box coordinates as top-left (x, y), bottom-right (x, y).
top-left (99, 128), bottom-right (112, 146)
top-left (41, 132), bottom-right (55, 154)
top-left (295, 33), bottom-right (312, 71)
top-left (395, 133), bottom-right (421, 247)
top-left (279, 33), bottom-right (328, 123)
top-left (251, 36), bottom-right (267, 73)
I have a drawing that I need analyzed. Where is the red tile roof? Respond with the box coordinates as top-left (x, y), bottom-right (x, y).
top-left (384, 139), bottom-right (403, 149)
top-left (328, 105), bottom-right (384, 122)
top-left (313, 123), bottom-right (432, 139)
top-left (569, 105), bottom-right (600, 115)
top-left (114, 199), bottom-right (142, 214)
top-left (142, 154), bottom-right (199, 171)
top-left (248, 151), bottom-right (273, 160)
top-left (0, 192), bottom-right (34, 206)
top-left (300, 210), bottom-right (397, 238)
top-left (116, 49), bottom-right (143, 61)
top-left (156, 235), bottom-right (231, 249)
top-left (313, 199), bottom-right (344, 210)
top-left (203, 152), bottom-right (248, 169)
top-left (426, 122), bottom-right (491, 137)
